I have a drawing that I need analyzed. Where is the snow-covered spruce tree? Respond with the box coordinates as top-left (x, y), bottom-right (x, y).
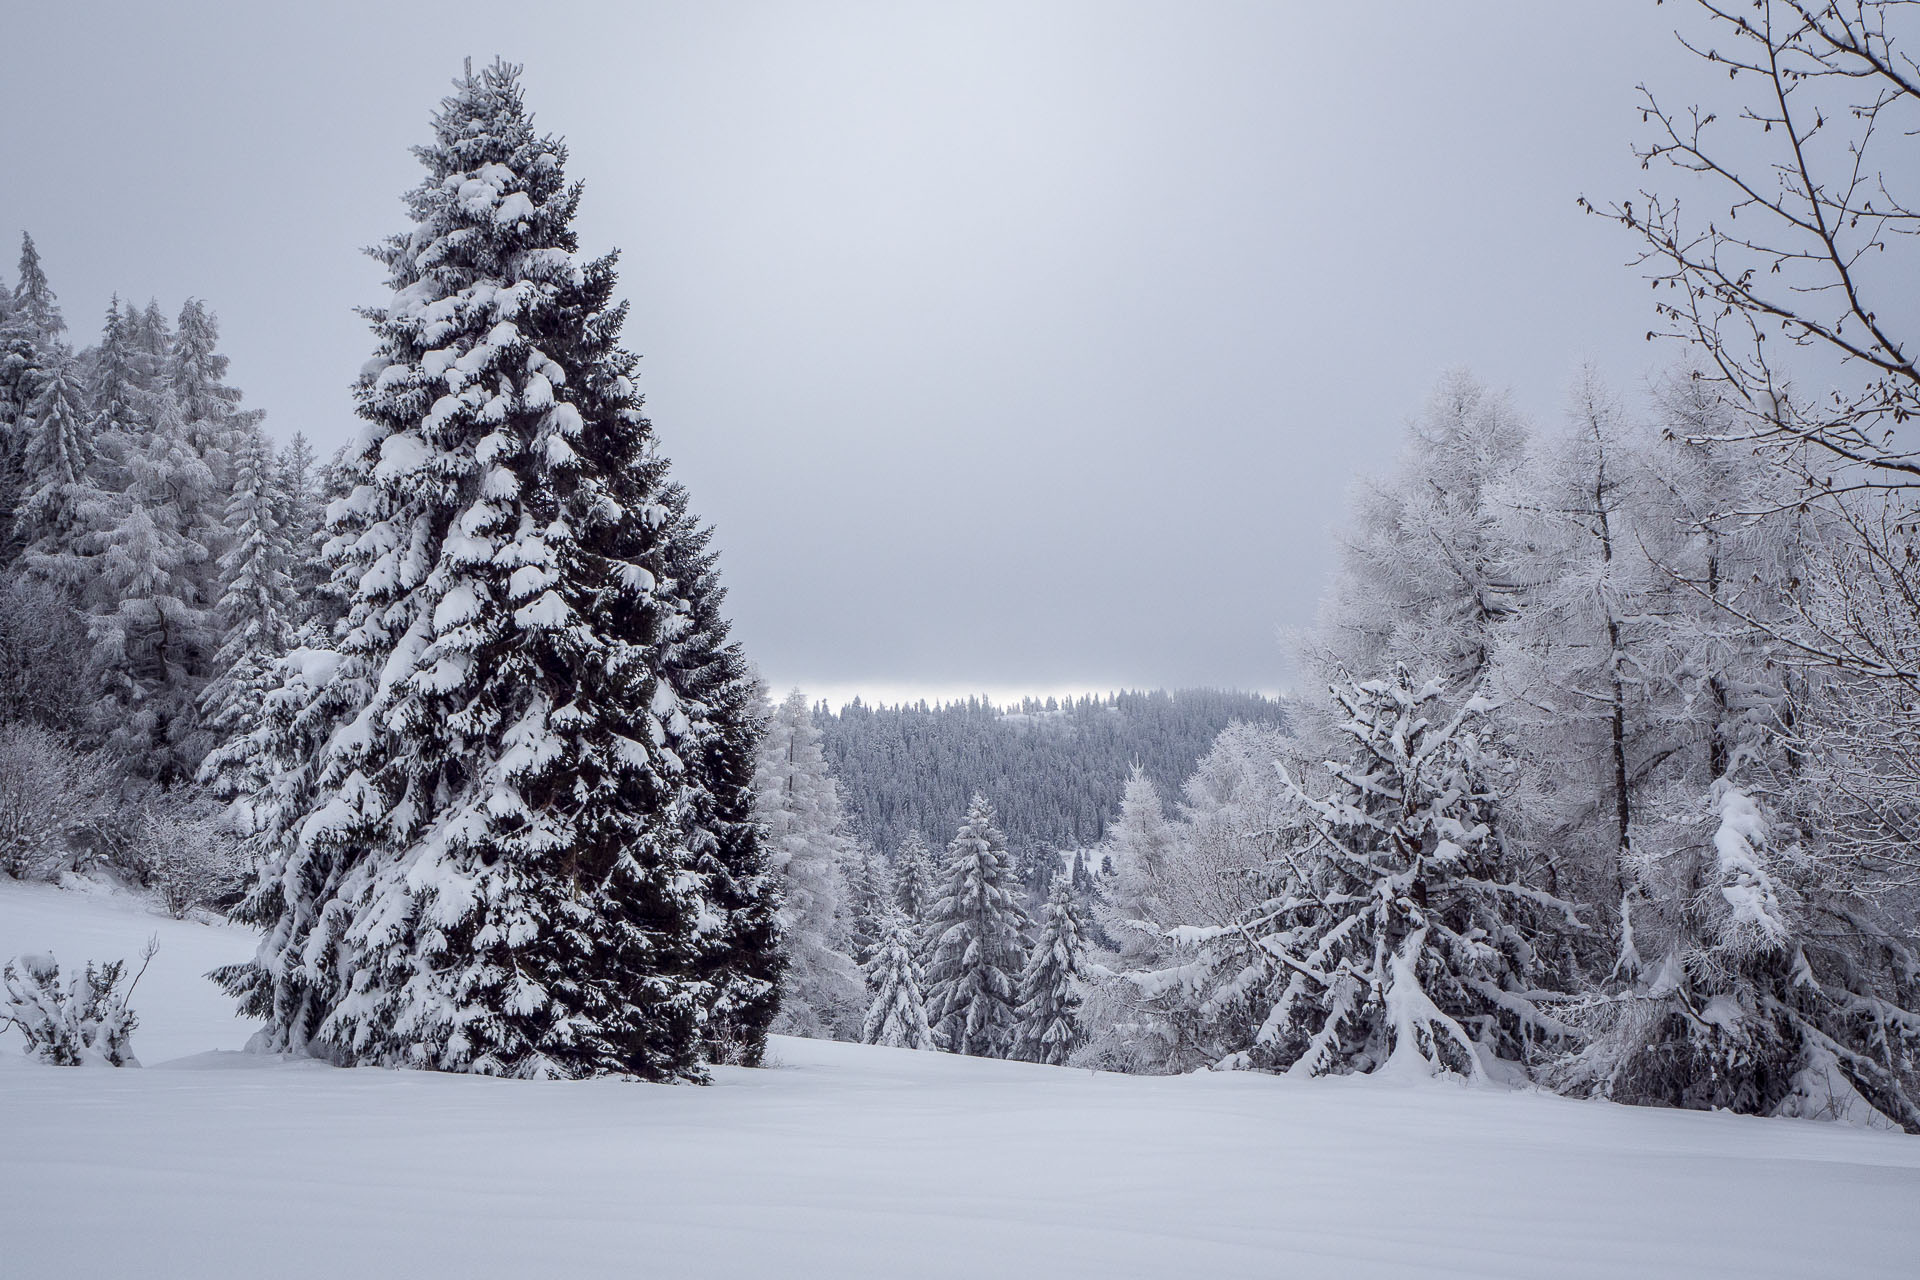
top-left (12, 356), bottom-right (102, 590)
top-left (168, 299), bottom-right (242, 430)
top-left (10, 233), bottom-right (65, 347)
top-left (752, 688), bottom-right (863, 1040)
top-left (1201, 670), bottom-right (1576, 1079)
top-left (861, 907), bottom-right (934, 1050)
top-left (655, 478), bottom-right (781, 1065)
top-left (1012, 876), bottom-right (1088, 1065)
top-left (841, 837), bottom-right (893, 965)
top-left (923, 794), bottom-right (1031, 1058)
top-left (196, 423), bottom-right (296, 797)
top-left (217, 61), bottom-right (773, 1080)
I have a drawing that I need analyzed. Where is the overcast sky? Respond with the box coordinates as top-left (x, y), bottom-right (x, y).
top-left (2, 2), bottom-right (1701, 705)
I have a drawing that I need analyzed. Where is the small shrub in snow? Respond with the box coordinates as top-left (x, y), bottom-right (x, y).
top-left (2, 941), bottom-right (153, 1067)
top-left (124, 801), bottom-right (245, 919)
top-left (0, 722), bottom-right (114, 881)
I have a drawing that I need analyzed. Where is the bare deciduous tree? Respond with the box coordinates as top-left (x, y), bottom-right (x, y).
top-left (1585, 0), bottom-right (1920, 492)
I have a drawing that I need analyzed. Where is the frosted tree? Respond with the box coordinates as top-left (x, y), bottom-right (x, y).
top-left (168, 299), bottom-right (243, 428)
top-left (218, 61), bottom-right (771, 1081)
top-left (1078, 722), bottom-right (1300, 1073)
top-left (1554, 780), bottom-right (1920, 1129)
top-left (1012, 876), bottom-right (1088, 1065)
top-left (1487, 378), bottom-right (1662, 966)
top-left (130, 300), bottom-right (173, 402)
top-left (1077, 766), bottom-right (1187, 1072)
top-left (753, 688), bottom-right (863, 1039)
top-left (88, 297), bottom-right (148, 448)
top-left (1205, 671), bottom-right (1576, 1079)
top-left (12, 356), bottom-right (101, 589)
top-left (892, 828), bottom-right (938, 928)
top-left (167, 297), bottom-right (258, 495)
top-left (923, 794), bottom-right (1030, 1057)
top-left (87, 396), bottom-right (217, 779)
top-left (861, 907), bottom-right (934, 1050)
top-left (1095, 766), bottom-right (1179, 966)
top-left (840, 838), bottom-right (893, 964)
top-left (1305, 371), bottom-right (1529, 702)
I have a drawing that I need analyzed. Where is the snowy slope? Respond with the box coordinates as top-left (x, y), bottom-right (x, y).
top-left (2, 882), bottom-right (1917, 1279)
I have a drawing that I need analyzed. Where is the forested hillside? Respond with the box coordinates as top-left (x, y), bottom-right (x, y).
top-left (811, 689), bottom-right (1288, 858)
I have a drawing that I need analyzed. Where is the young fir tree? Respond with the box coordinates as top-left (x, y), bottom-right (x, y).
top-left (892, 828), bottom-right (938, 928)
top-left (217, 60), bottom-right (772, 1081)
top-left (861, 906), bottom-right (934, 1050)
top-left (923, 794), bottom-right (1031, 1058)
top-left (12, 356), bottom-right (100, 590)
top-left (1012, 875), bottom-right (1088, 1065)
top-left (752, 688), bottom-right (863, 1039)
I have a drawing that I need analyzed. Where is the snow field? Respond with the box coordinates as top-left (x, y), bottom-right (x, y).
top-left (3, 880), bottom-right (1917, 1279)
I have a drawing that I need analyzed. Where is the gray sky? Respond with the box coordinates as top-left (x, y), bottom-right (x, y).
top-left (2, 2), bottom-right (1697, 704)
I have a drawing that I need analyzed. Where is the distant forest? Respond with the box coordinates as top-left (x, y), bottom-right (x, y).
top-left (811, 689), bottom-right (1289, 858)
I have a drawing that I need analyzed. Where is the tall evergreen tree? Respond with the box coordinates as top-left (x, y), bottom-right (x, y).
top-left (655, 478), bottom-right (782, 1065)
top-left (861, 907), bottom-right (934, 1050)
top-left (1012, 875), bottom-right (1088, 1066)
top-left (923, 794), bottom-right (1030, 1058)
top-left (217, 60), bottom-right (770, 1080)
top-left (168, 297), bottom-right (252, 486)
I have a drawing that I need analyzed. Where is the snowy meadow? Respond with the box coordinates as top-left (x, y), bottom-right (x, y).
top-left (5, 881), bottom-right (1918, 1280)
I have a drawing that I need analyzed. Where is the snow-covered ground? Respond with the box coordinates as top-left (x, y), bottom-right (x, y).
top-left (3, 881), bottom-right (1917, 1279)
